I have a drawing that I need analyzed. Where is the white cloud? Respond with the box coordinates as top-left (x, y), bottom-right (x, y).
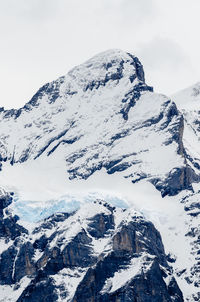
top-left (136, 37), bottom-right (196, 95)
top-left (138, 37), bottom-right (190, 71)
top-left (101, 0), bottom-right (157, 25)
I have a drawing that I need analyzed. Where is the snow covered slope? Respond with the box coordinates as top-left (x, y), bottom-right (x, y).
top-left (172, 82), bottom-right (200, 176)
top-left (169, 84), bottom-right (200, 302)
top-left (0, 50), bottom-right (200, 301)
top-left (0, 49), bottom-right (198, 197)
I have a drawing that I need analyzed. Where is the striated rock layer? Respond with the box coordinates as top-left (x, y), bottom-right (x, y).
top-left (0, 192), bottom-right (183, 302)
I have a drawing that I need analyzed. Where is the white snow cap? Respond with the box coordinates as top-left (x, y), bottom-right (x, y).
top-left (67, 48), bottom-right (145, 88)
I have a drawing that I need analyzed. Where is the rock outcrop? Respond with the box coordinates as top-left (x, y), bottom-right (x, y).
top-left (0, 193), bottom-right (183, 302)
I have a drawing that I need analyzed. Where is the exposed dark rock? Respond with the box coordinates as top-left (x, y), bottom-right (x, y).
top-left (0, 215), bottom-right (27, 240)
top-left (0, 193), bottom-right (12, 216)
top-left (0, 196), bottom-right (183, 301)
top-left (33, 234), bottom-right (48, 251)
top-left (33, 212), bottom-right (72, 234)
top-left (87, 213), bottom-right (115, 238)
top-left (0, 246), bottom-right (17, 284)
top-left (73, 218), bottom-right (182, 302)
top-left (127, 53), bottom-right (146, 83)
top-left (17, 275), bottom-right (58, 302)
top-left (152, 165), bottom-right (199, 197)
top-left (14, 242), bottom-right (36, 282)
top-left (120, 83), bottom-right (153, 120)
top-left (0, 193), bottom-right (27, 239)
top-left (34, 124), bottom-right (75, 160)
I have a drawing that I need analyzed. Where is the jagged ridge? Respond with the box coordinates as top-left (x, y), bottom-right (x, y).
top-left (0, 49), bottom-right (197, 196)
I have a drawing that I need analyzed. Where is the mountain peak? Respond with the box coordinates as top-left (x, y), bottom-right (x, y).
top-left (67, 49), bottom-right (146, 91)
top-left (0, 50), bottom-right (200, 301)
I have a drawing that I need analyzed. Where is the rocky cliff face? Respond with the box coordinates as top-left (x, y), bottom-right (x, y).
top-left (0, 49), bottom-right (198, 196)
top-left (0, 192), bottom-right (183, 302)
top-left (0, 50), bottom-right (200, 301)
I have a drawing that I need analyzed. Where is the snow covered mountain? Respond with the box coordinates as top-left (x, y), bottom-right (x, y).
top-left (0, 49), bottom-right (197, 196)
top-left (0, 49), bottom-right (199, 301)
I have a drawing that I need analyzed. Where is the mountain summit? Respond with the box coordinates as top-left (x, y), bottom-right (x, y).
top-left (0, 49), bottom-right (198, 197)
top-left (0, 50), bottom-right (200, 301)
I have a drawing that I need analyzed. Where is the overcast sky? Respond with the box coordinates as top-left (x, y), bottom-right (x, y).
top-left (1, 0), bottom-right (200, 109)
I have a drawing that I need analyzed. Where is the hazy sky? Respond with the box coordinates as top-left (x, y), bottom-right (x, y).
top-left (1, 0), bottom-right (200, 108)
